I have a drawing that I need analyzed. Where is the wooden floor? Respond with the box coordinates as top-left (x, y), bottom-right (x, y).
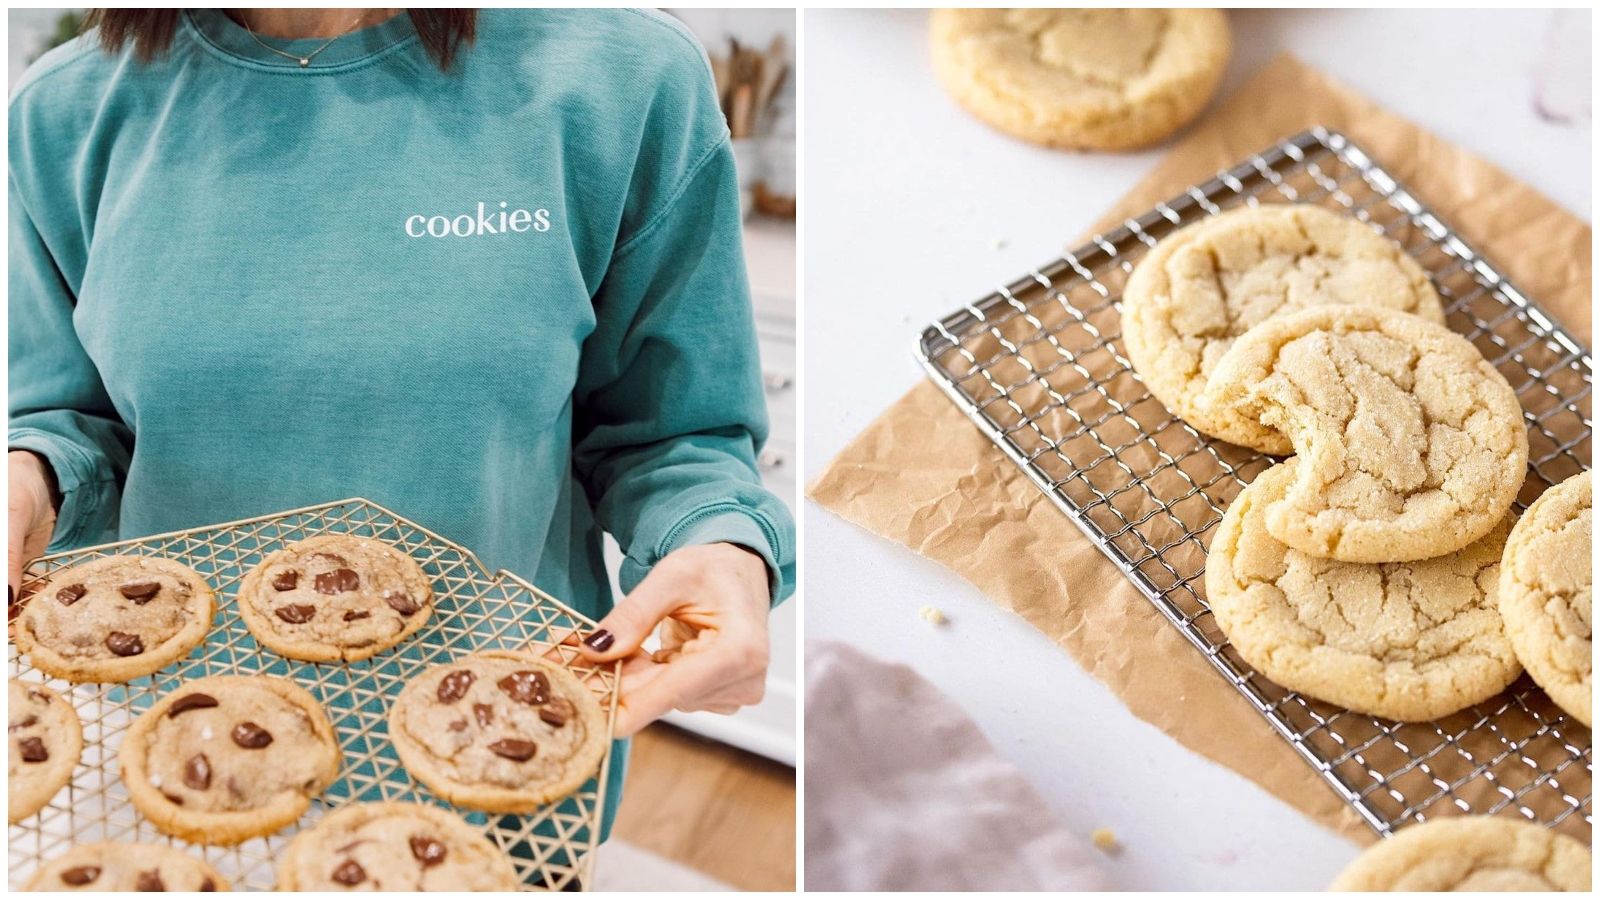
top-left (613, 724), bottom-right (796, 891)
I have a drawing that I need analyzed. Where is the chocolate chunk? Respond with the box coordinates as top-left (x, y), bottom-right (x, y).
top-left (383, 590), bottom-right (420, 616)
top-left (410, 835), bottom-right (448, 868)
top-left (55, 584), bottom-right (87, 606)
top-left (448, 719), bottom-right (468, 732)
top-left (183, 753), bottom-right (211, 790)
top-left (472, 703), bottom-right (494, 727)
top-left (343, 609), bottom-right (371, 621)
top-left (275, 604), bottom-right (317, 624)
top-left (540, 698), bottom-right (576, 728)
top-left (331, 860), bottom-right (366, 886)
top-left (271, 570), bottom-right (300, 591)
top-left (9, 714), bottom-right (39, 732)
top-left (231, 721), bottom-right (273, 748)
top-left (60, 866), bottom-right (100, 886)
top-left (437, 669), bottom-right (476, 704)
top-left (18, 736), bottom-right (48, 762)
top-left (106, 631), bottom-right (144, 656)
top-left (118, 581), bottom-right (161, 602)
top-left (488, 738), bottom-right (537, 761)
top-left (161, 790), bottom-right (185, 806)
top-left (497, 670), bottom-right (550, 706)
top-left (136, 869), bottom-right (165, 891)
top-left (200, 877), bottom-right (216, 891)
top-left (314, 568), bottom-right (360, 594)
top-left (166, 692), bottom-right (219, 718)
top-left (27, 688), bottom-right (49, 703)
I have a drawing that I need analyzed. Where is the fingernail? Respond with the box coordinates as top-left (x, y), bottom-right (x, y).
top-left (7, 586), bottom-right (13, 605)
top-left (582, 629), bottom-right (614, 652)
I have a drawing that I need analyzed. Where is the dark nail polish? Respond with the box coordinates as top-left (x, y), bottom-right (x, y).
top-left (7, 586), bottom-right (13, 605)
top-left (582, 629), bottom-right (614, 653)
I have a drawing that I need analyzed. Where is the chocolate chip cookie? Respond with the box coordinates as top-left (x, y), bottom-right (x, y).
top-left (9, 679), bottom-right (83, 823)
top-left (237, 534), bottom-right (433, 662)
top-left (22, 842), bottom-right (230, 891)
top-left (1203, 305), bottom-right (1529, 563)
top-left (15, 555), bottom-right (215, 683)
top-left (277, 801), bottom-right (522, 891)
top-left (1329, 816), bottom-right (1591, 891)
top-left (389, 650), bottom-right (608, 812)
top-left (119, 675), bottom-right (341, 845)
top-left (1499, 472), bottom-right (1592, 727)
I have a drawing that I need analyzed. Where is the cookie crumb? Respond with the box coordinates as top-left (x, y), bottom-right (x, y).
top-left (917, 605), bottom-right (948, 625)
top-left (1091, 827), bottom-right (1120, 854)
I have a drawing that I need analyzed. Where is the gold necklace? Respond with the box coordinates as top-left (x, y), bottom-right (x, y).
top-left (239, 10), bottom-right (371, 68)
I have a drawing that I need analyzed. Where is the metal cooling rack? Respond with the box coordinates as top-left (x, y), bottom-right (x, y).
top-left (8, 498), bottom-right (619, 891)
top-left (917, 128), bottom-right (1592, 840)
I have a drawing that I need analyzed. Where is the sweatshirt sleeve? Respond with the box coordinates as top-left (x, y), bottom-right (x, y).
top-left (8, 174), bottom-right (132, 550)
top-left (571, 136), bottom-right (795, 605)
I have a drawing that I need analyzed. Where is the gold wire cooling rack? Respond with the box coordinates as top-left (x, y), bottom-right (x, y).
top-left (8, 498), bottom-right (619, 891)
top-left (917, 128), bottom-right (1592, 840)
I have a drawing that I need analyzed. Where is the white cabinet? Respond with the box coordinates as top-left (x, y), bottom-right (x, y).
top-left (604, 218), bottom-right (797, 764)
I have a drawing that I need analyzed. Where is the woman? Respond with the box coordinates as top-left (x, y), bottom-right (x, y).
top-left (8, 8), bottom-right (793, 835)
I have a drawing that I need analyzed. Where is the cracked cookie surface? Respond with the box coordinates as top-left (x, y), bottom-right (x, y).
top-left (1204, 305), bottom-right (1528, 562)
top-left (1123, 204), bottom-right (1444, 452)
top-left (17, 555), bottom-right (215, 683)
top-left (928, 9), bottom-right (1230, 150)
top-left (119, 675), bottom-right (340, 845)
top-left (1499, 472), bottom-right (1592, 726)
top-left (1206, 461), bottom-right (1520, 721)
top-left (278, 801), bottom-right (522, 891)
top-left (9, 679), bottom-right (83, 823)
top-left (1329, 816), bottom-right (1591, 891)
top-left (22, 842), bottom-right (229, 891)
top-left (237, 534), bottom-right (433, 663)
top-left (389, 650), bottom-right (608, 812)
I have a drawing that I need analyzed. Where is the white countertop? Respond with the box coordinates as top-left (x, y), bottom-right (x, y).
top-left (801, 9), bottom-right (1591, 891)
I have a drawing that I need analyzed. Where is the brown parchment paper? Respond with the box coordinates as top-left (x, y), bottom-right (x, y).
top-left (809, 55), bottom-right (1593, 845)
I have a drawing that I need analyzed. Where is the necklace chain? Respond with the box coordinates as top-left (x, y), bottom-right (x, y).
top-left (239, 10), bottom-right (370, 68)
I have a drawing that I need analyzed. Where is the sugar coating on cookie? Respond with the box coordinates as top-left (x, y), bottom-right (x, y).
top-left (1206, 462), bottom-right (1521, 722)
top-left (278, 801), bottom-right (522, 891)
top-left (16, 555), bottom-right (215, 683)
top-left (237, 534), bottom-right (433, 663)
top-left (22, 841), bottom-right (230, 891)
top-left (1499, 472), bottom-right (1592, 726)
top-left (1328, 816), bottom-right (1592, 891)
top-left (8, 679), bottom-right (83, 823)
top-left (119, 675), bottom-right (341, 845)
top-left (929, 9), bottom-right (1231, 150)
top-left (1204, 305), bottom-right (1528, 563)
top-left (389, 650), bottom-right (608, 812)
top-left (1122, 205), bottom-right (1444, 453)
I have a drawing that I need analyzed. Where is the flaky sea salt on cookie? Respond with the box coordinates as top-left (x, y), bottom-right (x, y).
top-left (1203, 305), bottom-right (1528, 563)
top-left (1121, 204), bottom-right (1444, 453)
top-left (929, 9), bottom-right (1231, 151)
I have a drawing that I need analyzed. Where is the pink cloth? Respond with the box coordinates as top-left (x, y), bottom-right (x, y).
top-left (805, 642), bottom-right (1114, 891)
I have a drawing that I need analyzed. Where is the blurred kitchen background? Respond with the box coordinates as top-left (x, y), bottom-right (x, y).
top-left (9, 7), bottom-right (796, 891)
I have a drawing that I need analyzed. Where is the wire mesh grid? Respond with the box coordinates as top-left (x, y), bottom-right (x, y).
top-left (7, 497), bottom-right (619, 890)
top-left (916, 128), bottom-right (1592, 840)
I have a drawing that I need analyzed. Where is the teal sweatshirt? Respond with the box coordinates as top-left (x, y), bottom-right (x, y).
top-left (9, 8), bottom-right (794, 839)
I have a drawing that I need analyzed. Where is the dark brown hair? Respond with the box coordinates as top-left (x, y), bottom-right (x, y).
top-left (83, 9), bottom-right (476, 70)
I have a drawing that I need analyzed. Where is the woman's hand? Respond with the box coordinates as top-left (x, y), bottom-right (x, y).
top-left (8, 451), bottom-right (58, 602)
top-left (576, 542), bottom-right (771, 737)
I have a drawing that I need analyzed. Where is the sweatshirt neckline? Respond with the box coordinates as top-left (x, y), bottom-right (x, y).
top-left (183, 9), bottom-right (417, 73)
